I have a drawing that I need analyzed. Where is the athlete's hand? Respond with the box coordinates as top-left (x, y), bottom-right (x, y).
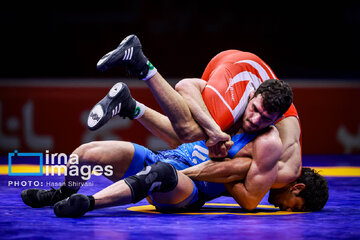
top-left (206, 130), bottom-right (231, 146)
top-left (206, 131), bottom-right (233, 158)
top-left (207, 140), bottom-right (234, 158)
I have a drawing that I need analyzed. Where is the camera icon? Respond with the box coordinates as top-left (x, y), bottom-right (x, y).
top-left (8, 150), bottom-right (43, 176)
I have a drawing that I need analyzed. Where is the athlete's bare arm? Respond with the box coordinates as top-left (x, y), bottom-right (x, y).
top-left (145, 72), bottom-right (207, 143)
top-left (224, 127), bottom-right (282, 210)
top-left (175, 78), bottom-right (233, 157)
top-left (136, 75), bottom-right (233, 156)
top-left (272, 117), bottom-right (302, 188)
top-left (182, 117), bottom-right (302, 190)
top-left (183, 127), bottom-right (282, 210)
top-left (181, 157), bottom-right (251, 183)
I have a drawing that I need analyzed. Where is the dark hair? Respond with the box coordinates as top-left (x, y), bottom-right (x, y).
top-left (254, 79), bottom-right (293, 116)
top-left (296, 168), bottom-right (329, 211)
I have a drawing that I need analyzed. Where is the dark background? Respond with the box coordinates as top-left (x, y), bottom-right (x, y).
top-left (0, 1), bottom-right (359, 80)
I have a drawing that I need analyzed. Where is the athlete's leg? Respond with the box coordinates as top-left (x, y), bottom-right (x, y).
top-left (144, 72), bottom-right (205, 142)
top-left (92, 169), bottom-right (194, 209)
top-left (96, 34), bottom-right (206, 143)
top-left (137, 106), bottom-right (183, 148)
top-left (140, 75), bottom-right (232, 157)
top-left (53, 162), bottom-right (196, 217)
top-left (21, 141), bottom-right (138, 208)
top-left (85, 79), bottom-right (225, 149)
top-left (87, 81), bottom-right (186, 148)
top-left (95, 35), bottom-right (232, 155)
top-left (148, 170), bottom-right (195, 205)
top-left (64, 141), bottom-right (136, 190)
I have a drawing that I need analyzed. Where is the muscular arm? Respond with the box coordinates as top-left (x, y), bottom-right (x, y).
top-left (137, 74), bottom-right (228, 151)
top-left (145, 72), bottom-right (207, 144)
top-left (175, 78), bottom-right (222, 141)
top-left (175, 78), bottom-right (233, 157)
top-left (181, 157), bottom-right (252, 183)
top-left (225, 129), bottom-right (282, 210)
top-left (272, 117), bottom-right (302, 188)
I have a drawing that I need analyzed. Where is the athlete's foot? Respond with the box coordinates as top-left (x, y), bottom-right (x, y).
top-left (54, 194), bottom-right (92, 218)
top-left (87, 82), bottom-right (138, 131)
top-left (21, 186), bottom-right (76, 208)
top-left (97, 34), bottom-right (155, 80)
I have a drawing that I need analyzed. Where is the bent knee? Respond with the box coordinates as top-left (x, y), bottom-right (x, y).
top-left (175, 78), bottom-right (189, 92)
top-left (73, 142), bottom-right (103, 164)
top-left (174, 78), bottom-right (193, 93)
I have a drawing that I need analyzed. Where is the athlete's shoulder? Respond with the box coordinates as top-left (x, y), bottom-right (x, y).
top-left (255, 125), bottom-right (281, 145)
top-left (253, 126), bottom-right (282, 165)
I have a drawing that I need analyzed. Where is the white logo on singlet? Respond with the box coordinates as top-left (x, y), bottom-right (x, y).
top-left (192, 145), bottom-right (209, 164)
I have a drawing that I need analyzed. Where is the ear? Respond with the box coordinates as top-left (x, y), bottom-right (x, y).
top-left (249, 91), bottom-right (255, 100)
top-left (290, 183), bottom-right (306, 195)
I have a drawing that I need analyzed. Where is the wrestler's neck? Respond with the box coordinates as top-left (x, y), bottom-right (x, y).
top-left (227, 121), bottom-right (275, 136)
top-left (226, 120), bottom-right (243, 135)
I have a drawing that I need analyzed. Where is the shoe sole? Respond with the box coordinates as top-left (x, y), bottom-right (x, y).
top-left (87, 82), bottom-right (125, 131)
top-left (97, 34), bottom-right (140, 71)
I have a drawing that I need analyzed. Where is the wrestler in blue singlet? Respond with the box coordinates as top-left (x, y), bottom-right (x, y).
top-left (123, 132), bottom-right (259, 210)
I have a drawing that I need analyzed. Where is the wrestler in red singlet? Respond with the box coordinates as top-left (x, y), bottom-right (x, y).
top-left (201, 50), bottom-right (298, 131)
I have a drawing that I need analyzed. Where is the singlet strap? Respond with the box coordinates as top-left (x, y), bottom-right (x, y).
top-left (227, 132), bottom-right (259, 158)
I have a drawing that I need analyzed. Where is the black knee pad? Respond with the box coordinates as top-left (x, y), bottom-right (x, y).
top-left (124, 162), bottom-right (178, 203)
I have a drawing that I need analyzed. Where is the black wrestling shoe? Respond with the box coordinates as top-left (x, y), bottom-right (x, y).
top-left (97, 34), bottom-right (152, 79)
top-left (87, 82), bottom-right (137, 131)
top-left (54, 194), bottom-right (91, 218)
top-left (21, 187), bottom-right (72, 208)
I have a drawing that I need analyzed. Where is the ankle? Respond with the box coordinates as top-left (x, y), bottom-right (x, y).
top-left (141, 61), bottom-right (158, 81)
top-left (133, 101), bottom-right (146, 119)
top-left (87, 195), bottom-right (95, 211)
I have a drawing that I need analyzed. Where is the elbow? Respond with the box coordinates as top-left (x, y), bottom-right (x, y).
top-left (174, 122), bottom-right (201, 143)
top-left (233, 193), bottom-right (259, 211)
top-left (179, 134), bottom-right (196, 143)
top-left (240, 202), bottom-right (257, 211)
top-left (168, 139), bottom-right (184, 149)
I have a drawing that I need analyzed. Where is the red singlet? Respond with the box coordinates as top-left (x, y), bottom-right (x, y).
top-left (201, 50), bottom-right (299, 130)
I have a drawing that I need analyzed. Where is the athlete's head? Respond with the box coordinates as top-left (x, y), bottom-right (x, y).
top-left (268, 168), bottom-right (329, 212)
top-left (242, 79), bottom-right (293, 132)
